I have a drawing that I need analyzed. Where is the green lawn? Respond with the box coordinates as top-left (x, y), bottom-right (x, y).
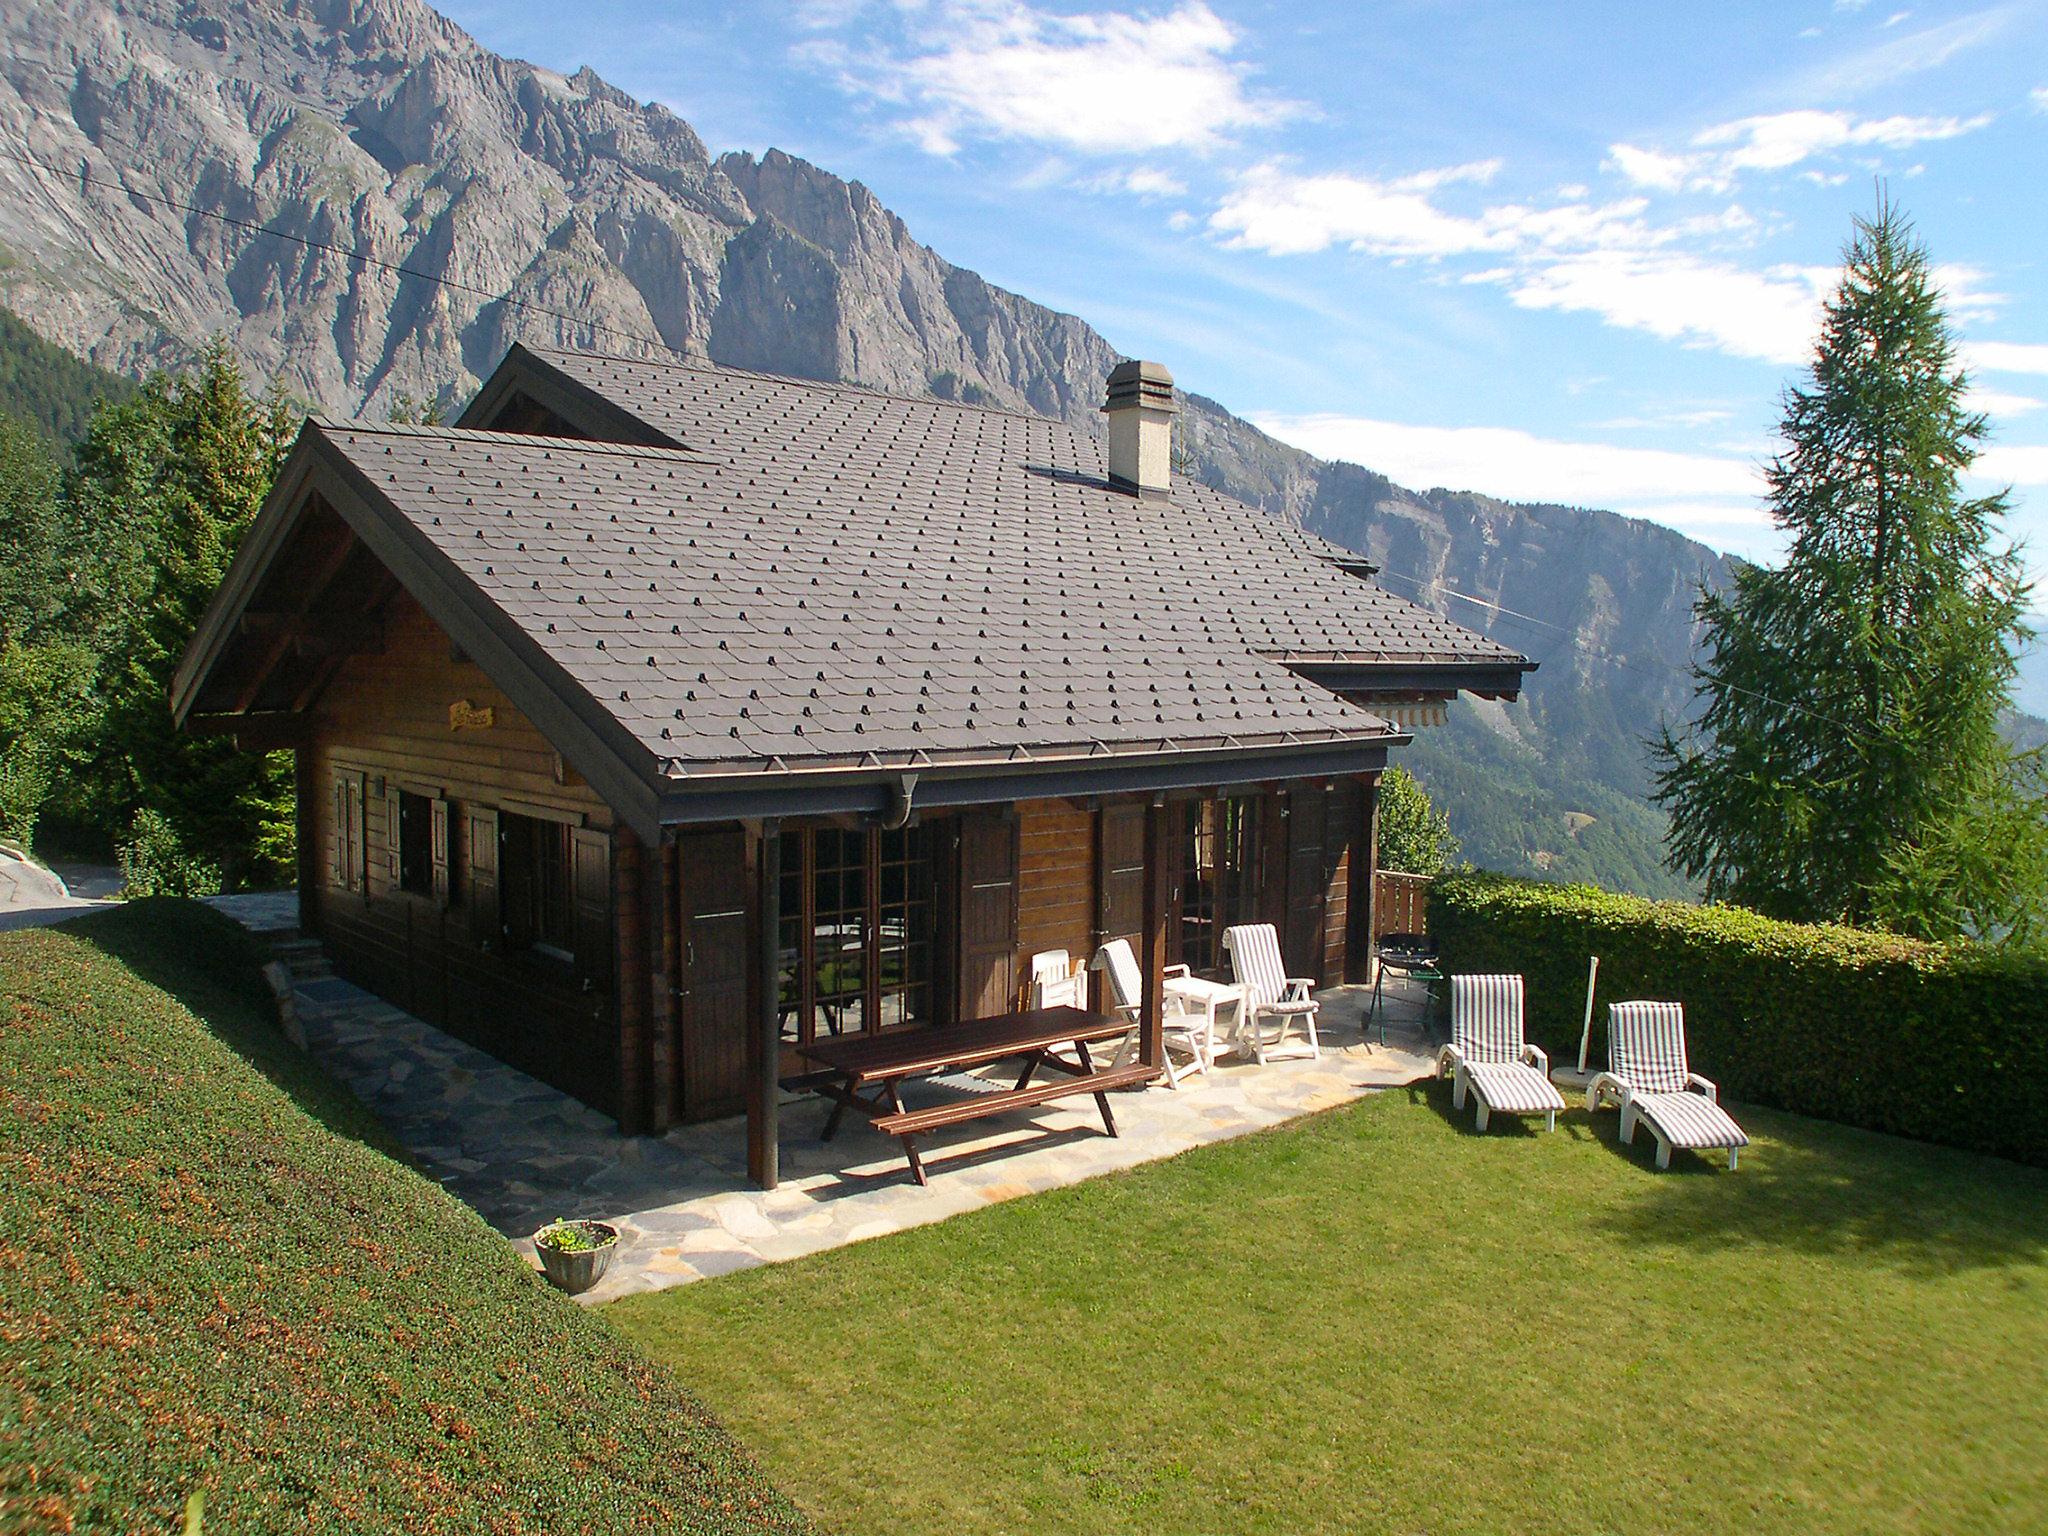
top-left (0, 901), bottom-right (810, 1535)
top-left (613, 1083), bottom-right (2048, 1536)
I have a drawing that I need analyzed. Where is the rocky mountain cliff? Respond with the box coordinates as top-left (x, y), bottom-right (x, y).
top-left (0, 0), bottom-right (1731, 894)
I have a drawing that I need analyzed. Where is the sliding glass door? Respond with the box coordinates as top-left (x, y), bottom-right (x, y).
top-left (778, 823), bottom-right (936, 1056)
top-left (1178, 795), bottom-right (1265, 976)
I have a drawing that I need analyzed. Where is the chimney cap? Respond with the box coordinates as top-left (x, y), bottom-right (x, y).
top-left (1104, 358), bottom-right (1176, 412)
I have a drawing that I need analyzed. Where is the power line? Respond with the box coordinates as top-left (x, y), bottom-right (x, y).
top-left (0, 146), bottom-right (684, 363)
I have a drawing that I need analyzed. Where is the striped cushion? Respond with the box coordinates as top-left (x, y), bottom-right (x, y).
top-left (1224, 924), bottom-right (1288, 1008)
top-left (1633, 1091), bottom-right (1749, 1151)
top-left (1452, 975), bottom-right (1525, 1065)
top-left (1466, 1061), bottom-right (1566, 1115)
top-left (1609, 1002), bottom-right (1691, 1094)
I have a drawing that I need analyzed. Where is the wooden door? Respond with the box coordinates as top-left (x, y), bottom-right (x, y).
top-left (677, 826), bottom-right (751, 1119)
top-left (955, 812), bottom-right (1019, 1022)
top-left (1284, 788), bottom-right (1331, 981)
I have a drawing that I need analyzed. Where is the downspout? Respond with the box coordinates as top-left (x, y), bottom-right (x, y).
top-left (880, 772), bottom-right (920, 831)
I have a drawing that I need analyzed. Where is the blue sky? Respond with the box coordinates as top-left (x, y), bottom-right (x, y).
top-left (438, 0), bottom-right (2048, 585)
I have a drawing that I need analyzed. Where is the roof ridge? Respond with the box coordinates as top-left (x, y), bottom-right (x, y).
top-left (312, 417), bottom-right (719, 465)
top-left (522, 341), bottom-right (1115, 434)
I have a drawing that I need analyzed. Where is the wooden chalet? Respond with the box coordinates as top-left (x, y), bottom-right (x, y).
top-left (173, 348), bottom-right (1532, 1185)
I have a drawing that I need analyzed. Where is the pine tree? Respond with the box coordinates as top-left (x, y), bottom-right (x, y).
top-left (1654, 199), bottom-right (2042, 939)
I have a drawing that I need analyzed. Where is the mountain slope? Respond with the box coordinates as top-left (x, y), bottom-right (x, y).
top-left (0, 0), bottom-right (1725, 894)
top-left (0, 306), bottom-right (135, 444)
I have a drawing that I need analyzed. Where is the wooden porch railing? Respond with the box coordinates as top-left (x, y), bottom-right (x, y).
top-left (1372, 869), bottom-right (1433, 941)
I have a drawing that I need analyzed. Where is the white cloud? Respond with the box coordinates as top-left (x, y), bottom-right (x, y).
top-left (1966, 386), bottom-right (2044, 417)
top-left (1208, 160), bottom-right (1510, 257)
top-left (817, 0), bottom-right (1299, 156)
top-left (1075, 165), bottom-right (1188, 198)
top-left (1976, 444), bottom-right (2048, 485)
top-left (1498, 252), bottom-right (1834, 363)
top-left (1883, 10), bottom-right (1912, 27)
top-left (1249, 412), bottom-right (1767, 527)
top-left (2033, 86), bottom-right (2048, 112)
top-left (1608, 109), bottom-right (1992, 193)
top-left (1967, 341), bottom-right (2048, 375)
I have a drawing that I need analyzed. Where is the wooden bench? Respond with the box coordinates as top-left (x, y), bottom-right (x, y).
top-left (873, 1062), bottom-right (1158, 1138)
top-left (796, 1006), bottom-right (1162, 1184)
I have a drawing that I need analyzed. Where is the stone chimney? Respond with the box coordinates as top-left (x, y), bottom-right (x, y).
top-left (1103, 359), bottom-right (1176, 498)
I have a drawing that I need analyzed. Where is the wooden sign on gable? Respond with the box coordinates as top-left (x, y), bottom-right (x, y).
top-left (449, 699), bottom-right (495, 731)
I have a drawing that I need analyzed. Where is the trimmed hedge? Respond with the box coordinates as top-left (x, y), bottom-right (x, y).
top-left (0, 900), bottom-right (812, 1534)
top-left (1432, 873), bottom-right (2048, 1166)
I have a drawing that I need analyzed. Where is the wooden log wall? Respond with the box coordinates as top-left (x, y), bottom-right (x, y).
top-left (1014, 798), bottom-right (1097, 1005)
top-left (303, 592), bottom-right (626, 1117)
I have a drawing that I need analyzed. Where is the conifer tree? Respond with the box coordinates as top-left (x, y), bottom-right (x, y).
top-left (1654, 200), bottom-right (2042, 940)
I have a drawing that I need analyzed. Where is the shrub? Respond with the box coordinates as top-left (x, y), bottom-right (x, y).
top-left (1432, 872), bottom-right (2048, 1166)
top-left (117, 806), bottom-right (222, 897)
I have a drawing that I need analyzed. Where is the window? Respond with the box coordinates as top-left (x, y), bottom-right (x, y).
top-left (777, 823), bottom-right (936, 1049)
top-left (1180, 796), bottom-right (1264, 975)
top-left (397, 791), bottom-right (434, 897)
top-left (501, 812), bottom-right (574, 961)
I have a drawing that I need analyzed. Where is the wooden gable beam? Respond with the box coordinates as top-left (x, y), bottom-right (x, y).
top-left (225, 527), bottom-right (360, 715)
top-left (287, 567), bottom-right (401, 716)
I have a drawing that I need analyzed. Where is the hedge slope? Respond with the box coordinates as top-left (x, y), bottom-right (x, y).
top-left (0, 900), bottom-right (811, 1534)
top-left (1433, 873), bottom-right (2048, 1165)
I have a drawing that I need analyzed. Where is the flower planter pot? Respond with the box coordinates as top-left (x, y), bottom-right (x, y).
top-left (532, 1219), bottom-right (619, 1295)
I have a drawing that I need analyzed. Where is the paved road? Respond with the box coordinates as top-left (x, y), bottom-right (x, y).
top-left (0, 848), bottom-right (114, 933)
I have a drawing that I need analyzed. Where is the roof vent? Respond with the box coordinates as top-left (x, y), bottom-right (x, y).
top-left (1103, 359), bottom-right (1176, 499)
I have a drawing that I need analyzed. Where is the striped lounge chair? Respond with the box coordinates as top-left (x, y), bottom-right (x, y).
top-left (1222, 923), bottom-right (1320, 1062)
top-left (1437, 975), bottom-right (1565, 1131)
top-left (1588, 1001), bottom-right (1748, 1170)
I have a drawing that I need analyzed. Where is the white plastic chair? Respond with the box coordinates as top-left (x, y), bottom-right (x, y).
top-left (1090, 938), bottom-right (1212, 1088)
top-left (1029, 948), bottom-right (1087, 1011)
top-left (1437, 975), bottom-right (1564, 1131)
top-left (1222, 923), bottom-right (1319, 1062)
top-left (1587, 1001), bottom-right (1748, 1169)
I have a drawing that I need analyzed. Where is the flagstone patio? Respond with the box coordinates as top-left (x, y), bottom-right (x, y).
top-left (238, 901), bottom-right (1441, 1302)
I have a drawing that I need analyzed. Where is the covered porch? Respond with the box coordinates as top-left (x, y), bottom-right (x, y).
top-left (266, 936), bottom-right (1444, 1303)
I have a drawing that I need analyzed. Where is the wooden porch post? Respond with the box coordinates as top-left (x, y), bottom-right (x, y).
top-left (1139, 798), bottom-right (1169, 1069)
top-left (294, 746), bottom-right (318, 936)
top-left (1348, 773), bottom-right (1381, 985)
top-left (748, 820), bottom-right (782, 1189)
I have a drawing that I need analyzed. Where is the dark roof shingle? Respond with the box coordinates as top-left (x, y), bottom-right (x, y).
top-left (312, 352), bottom-right (1524, 779)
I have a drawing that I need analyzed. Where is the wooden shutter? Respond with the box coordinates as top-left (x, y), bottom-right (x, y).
top-left (430, 799), bottom-right (451, 907)
top-left (383, 784), bottom-right (402, 890)
top-left (345, 774), bottom-right (366, 894)
top-left (1283, 788), bottom-right (1331, 981)
top-left (466, 806), bottom-right (499, 949)
top-left (676, 826), bottom-right (750, 1119)
top-left (1095, 802), bottom-right (1146, 949)
top-left (572, 828), bottom-right (612, 990)
top-left (332, 775), bottom-right (348, 888)
top-left (955, 812), bottom-right (1019, 1022)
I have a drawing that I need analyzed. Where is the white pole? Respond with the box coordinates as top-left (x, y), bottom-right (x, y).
top-left (1577, 955), bottom-right (1600, 1074)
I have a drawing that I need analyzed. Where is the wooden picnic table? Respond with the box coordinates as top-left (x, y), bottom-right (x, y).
top-left (797, 1006), bottom-right (1161, 1185)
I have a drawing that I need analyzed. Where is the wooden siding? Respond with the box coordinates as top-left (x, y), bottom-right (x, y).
top-left (302, 592), bottom-right (625, 1117)
top-left (1016, 798), bottom-right (1097, 1005)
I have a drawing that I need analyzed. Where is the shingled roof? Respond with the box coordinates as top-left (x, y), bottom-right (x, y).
top-left (178, 347), bottom-right (1530, 833)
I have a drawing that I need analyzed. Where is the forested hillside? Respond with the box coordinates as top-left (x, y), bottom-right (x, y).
top-left (0, 306), bottom-right (134, 443)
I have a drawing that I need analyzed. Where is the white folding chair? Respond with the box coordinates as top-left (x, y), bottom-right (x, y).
top-left (1090, 938), bottom-right (1212, 1088)
top-left (1222, 923), bottom-right (1319, 1062)
top-left (1029, 948), bottom-right (1086, 1011)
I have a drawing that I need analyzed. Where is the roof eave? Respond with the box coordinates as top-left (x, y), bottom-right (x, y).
top-left (655, 731), bottom-right (1406, 825)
